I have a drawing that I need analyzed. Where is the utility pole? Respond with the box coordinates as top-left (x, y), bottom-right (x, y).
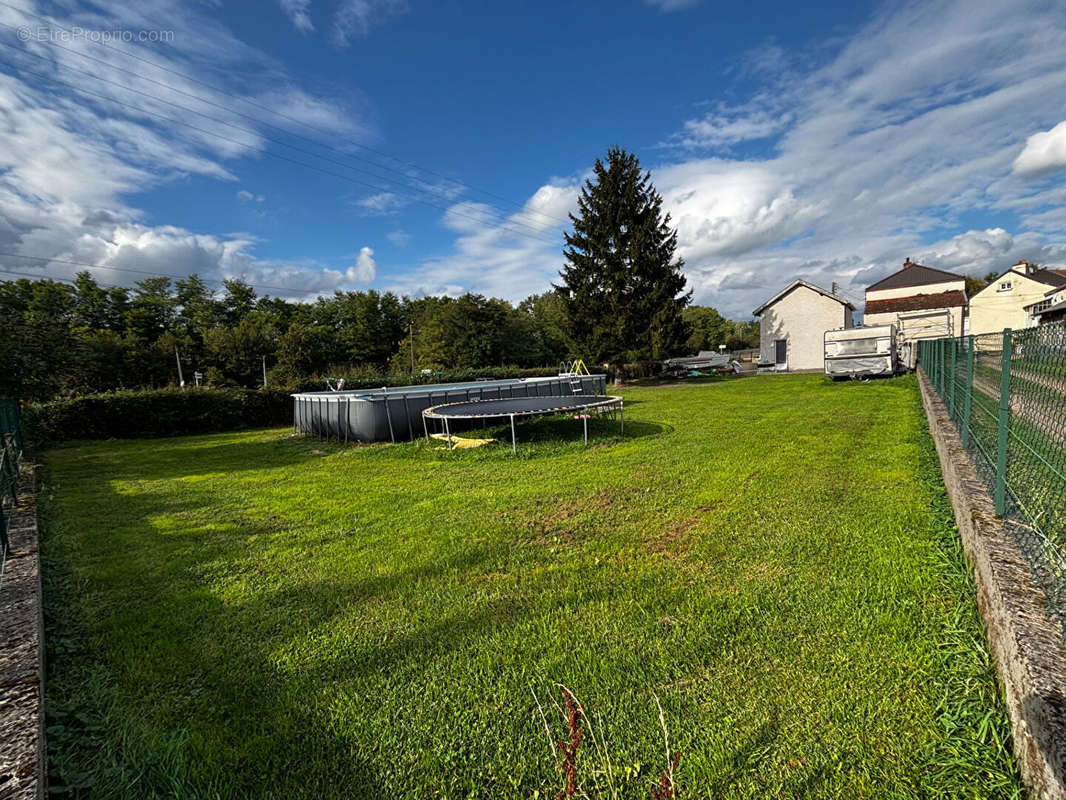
top-left (175, 345), bottom-right (185, 388)
top-left (262, 355), bottom-right (268, 388)
top-left (410, 321), bottom-right (415, 374)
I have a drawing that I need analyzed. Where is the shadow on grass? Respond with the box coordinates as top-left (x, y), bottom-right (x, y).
top-left (417, 416), bottom-right (671, 451)
top-left (43, 465), bottom-right (624, 798)
top-left (54, 433), bottom-right (335, 483)
top-left (704, 712), bottom-right (781, 796)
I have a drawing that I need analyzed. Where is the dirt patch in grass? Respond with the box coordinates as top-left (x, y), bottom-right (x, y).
top-left (511, 487), bottom-right (639, 546)
top-left (744, 561), bottom-right (786, 583)
top-left (647, 516), bottom-right (700, 558)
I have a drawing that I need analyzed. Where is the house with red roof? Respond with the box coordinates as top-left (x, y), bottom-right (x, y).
top-left (863, 260), bottom-right (968, 367)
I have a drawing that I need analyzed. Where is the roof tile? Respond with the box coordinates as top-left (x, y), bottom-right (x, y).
top-left (865, 262), bottom-right (966, 293)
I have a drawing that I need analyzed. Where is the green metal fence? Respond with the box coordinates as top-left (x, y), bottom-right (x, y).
top-left (0, 398), bottom-right (22, 582)
top-left (919, 322), bottom-right (1066, 625)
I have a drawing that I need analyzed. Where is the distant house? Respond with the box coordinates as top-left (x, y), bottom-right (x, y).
top-left (970, 260), bottom-right (1066, 334)
top-left (863, 260), bottom-right (968, 366)
top-left (753, 280), bottom-right (855, 372)
top-left (1025, 285), bottom-right (1066, 326)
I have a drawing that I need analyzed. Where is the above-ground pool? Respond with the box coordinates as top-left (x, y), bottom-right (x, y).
top-left (292, 374), bottom-right (607, 442)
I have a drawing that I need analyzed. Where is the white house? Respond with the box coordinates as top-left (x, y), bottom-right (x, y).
top-left (863, 260), bottom-right (968, 366)
top-left (970, 260), bottom-right (1066, 334)
top-left (754, 280), bottom-right (855, 372)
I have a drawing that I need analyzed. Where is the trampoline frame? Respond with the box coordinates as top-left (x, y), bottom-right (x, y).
top-left (422, 395), bottom-right (624, 453)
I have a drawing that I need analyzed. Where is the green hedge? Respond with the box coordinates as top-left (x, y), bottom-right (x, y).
top-left (23, 387), bottom-right (293, 446)
top-left (23, 367), bottom-right (605, 446)
top-left (281, 365), bottom-right (565, 393)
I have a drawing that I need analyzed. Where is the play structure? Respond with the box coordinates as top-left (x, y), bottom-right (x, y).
top-left (422, 395), bottom-right (624, 453)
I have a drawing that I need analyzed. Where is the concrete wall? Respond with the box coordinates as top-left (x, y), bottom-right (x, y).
top-left (0, 468), bottom-right (45, 800)
top-left (971, 272), bottom-right (1055, 335)
top-left (759, 286), bottom-right (851, 372)
top-left (919, 372), bottom-right (1066, 800)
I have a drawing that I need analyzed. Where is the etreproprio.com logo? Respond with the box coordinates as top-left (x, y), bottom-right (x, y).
top-left (17, 26), bottom-right (175, 44)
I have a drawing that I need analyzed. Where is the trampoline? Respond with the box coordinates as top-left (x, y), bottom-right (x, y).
top-left (422, 395), bottom-right (624, 453)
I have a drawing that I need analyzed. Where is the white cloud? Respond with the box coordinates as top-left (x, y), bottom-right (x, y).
top-left (655, 161), bottom-right (823, 260)
top-left (346, 246), bottom-right (377, 283)
top-left (333, 0), bottom-right (408, 46)
top-left (645, 0), bottom-right (701, 11)
top-left (0, 0), bottom-right (376, 300)
top-left (386, 230), bottom-right (410, 247)
top-left (255, 87), bottom-right (370, 139)
top-left (387, 182), bottom-right (580, 300)
top-left (280, 0), bottom-right (314, 33)
top-left (673, 107), bottom-right (792, 149)
top-left (402, 0), bottom-right (1066, 319)
top-left (356, 192), bottom-right (409, 215)
top-left (1013, 120), bottom-right (1066, 178)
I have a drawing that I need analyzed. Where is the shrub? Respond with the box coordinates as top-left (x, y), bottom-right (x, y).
top-left (23, 387), bottom-right (293, 446)
top-left (23, 365), bottom-right (603, 446)
top-left (276, 365), bottom-right (571, 393)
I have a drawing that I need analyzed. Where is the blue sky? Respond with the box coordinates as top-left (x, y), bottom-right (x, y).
top-left (1, 0), bottom-right (1066, 318)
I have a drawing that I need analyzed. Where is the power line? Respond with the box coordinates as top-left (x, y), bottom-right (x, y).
top-left (0, 22), bottom-right (564, 240)
top-left (0, 32), bottom-right (562, 244)
top-left (10, 22), bottom-right (571, 230)
top-left (0, 55), bottom-right (562, 247)
top-left (0, 265), bottom-right (124, 289)
top-left (0, 0), bottom-right (573, 229)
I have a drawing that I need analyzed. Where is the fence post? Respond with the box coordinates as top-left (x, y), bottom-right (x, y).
top-left (936, 339), bottom-right (941, 388)
top-left (948, 338), bottom-right (957, 418)
top-left (961, 335), bottom-right (974, 448)
top-left (938, 339), bottom-right (945, 394)
top-left (994, 329), bottom-right (1012, 516)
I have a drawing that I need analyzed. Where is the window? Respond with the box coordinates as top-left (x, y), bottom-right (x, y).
top-left (998, 280), bottom-right (1013, 292)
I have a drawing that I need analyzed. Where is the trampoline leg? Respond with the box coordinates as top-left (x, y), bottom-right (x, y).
top-left (583, 414), bottom-right (588, 445)
top-left (510, 414), bottom-right (517, 455)
top-left (620, 400), bottom-right (624, 436)
top-left (445, 418), bottom-right (453, 450)
top-left (422, 412), bottom-right (429, 442)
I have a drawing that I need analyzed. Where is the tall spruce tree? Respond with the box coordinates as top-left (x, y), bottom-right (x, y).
top-left (556, 147), bottom-right (691, 367)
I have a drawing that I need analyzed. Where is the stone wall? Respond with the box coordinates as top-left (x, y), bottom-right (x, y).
top-left (919, 370), bottom-right (1066, 799)
top-left (0, 468), bottom-right (44, 800)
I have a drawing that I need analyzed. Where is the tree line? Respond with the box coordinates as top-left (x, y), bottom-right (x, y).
top-left (0, 273), bottom-right (756, 401)
top-left (0, 148), bottom-right (757, 401)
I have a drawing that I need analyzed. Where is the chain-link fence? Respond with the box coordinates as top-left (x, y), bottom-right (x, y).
top-left (920, 322), bottom-right (1066, 628)
top-left (0, 398), bottom-right (22, 581)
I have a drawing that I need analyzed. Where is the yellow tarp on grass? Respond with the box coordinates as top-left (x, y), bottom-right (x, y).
top-left (430, 433), bottom-right (496, 450)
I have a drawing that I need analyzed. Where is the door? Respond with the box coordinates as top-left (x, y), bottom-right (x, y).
top-left (774, 339), bottom-right (787, 366)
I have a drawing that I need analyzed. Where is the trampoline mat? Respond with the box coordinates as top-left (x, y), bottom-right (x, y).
top-left (424, 395), bottom-right (620, 419)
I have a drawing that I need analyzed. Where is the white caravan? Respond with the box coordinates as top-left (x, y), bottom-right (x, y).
top-left (824, 324), bottom-right (898, 379)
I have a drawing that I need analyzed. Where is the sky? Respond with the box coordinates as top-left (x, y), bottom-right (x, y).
top-left (1, 0), bottom-right (1066, 319)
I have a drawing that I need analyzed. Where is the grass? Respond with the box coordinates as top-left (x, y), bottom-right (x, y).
top-left (39, 374), bottom-right (1021, 799)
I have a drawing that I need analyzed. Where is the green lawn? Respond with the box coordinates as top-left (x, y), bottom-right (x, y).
top-left (40, 374), bottom-right (1020, 799)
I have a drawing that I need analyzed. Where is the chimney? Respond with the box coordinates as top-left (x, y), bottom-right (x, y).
top-left (903, 258), bottom-right (913, 268)
top-left (1015, 259), bottom-right (1033, 274)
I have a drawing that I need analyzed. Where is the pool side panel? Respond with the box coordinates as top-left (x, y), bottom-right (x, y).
top-left (292, 375), bottom-right (606, 442)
